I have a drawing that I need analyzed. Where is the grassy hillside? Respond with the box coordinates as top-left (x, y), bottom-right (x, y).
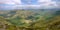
top-left (0, 10), bottom-right (60, 30)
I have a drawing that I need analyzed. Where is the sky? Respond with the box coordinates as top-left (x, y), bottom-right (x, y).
top-left (0, 0), bottom-right (60, 10)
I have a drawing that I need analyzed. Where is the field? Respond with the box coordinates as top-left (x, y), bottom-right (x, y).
top-left (0, 9), bottom-right (60, 30)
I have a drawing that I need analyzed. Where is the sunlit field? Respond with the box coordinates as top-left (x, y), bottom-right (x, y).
top-left (0, 9), bottom-right (60, 30)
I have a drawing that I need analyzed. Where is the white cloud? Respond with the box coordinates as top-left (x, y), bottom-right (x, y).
top-left (0, 0), bottom-right (21, 5)
top-left (0, 0), bottom-right (60, 10)
top-left (19, 0), bottom-right (58, 9)
top-left (37, 0), bottom-right (57, 7)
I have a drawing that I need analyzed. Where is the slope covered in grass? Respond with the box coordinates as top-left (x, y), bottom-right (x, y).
top-left (0, 9), bottom-right (60, 30)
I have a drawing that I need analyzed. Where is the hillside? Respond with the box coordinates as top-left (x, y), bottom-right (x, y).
top-left (0, 9), bottom-right (60, 30)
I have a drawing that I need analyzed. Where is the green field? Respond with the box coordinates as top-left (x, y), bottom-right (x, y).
top-left (0, 9), bottom-right (60, 30)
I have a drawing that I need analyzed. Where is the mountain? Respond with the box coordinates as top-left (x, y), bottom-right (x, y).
top-left (0, 9), bottom-right (60, 30)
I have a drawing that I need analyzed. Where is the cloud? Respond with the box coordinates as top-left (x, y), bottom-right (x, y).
top-left (0, 0), bottom-right (21, 5)
top-left (37, 0), bottom-right (57, 6)
top-left (0, 0), bottom-right (60, 10)
top-left (52, 0), bottom-right (60, 7)
top-left (20, 0), bottom-right (59, 9)
top-left (0, 0), bottom-right (22, 10)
